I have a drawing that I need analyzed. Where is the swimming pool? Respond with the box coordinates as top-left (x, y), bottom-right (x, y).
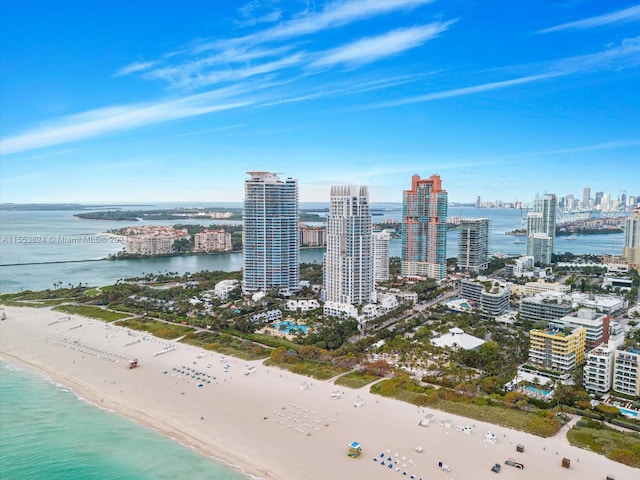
top-left (524, 385), bottom-right (551, 396)
top-left (273, 321), bottom-right (308, 335)
top-left (618, 407), bottom-right (639, 419)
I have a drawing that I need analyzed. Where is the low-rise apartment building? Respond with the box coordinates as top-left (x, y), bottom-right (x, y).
top-left (528, 326), bottom-right (586, 374)
top-left (519, 292), bottom-right (573, 323)
top-left (460, 277), bottom-right (510, 318)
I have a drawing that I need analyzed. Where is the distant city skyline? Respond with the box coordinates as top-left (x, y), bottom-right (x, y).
top-left (1, 1), bottom-right (639, 204)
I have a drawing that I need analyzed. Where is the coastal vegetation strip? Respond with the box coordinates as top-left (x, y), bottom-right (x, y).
top-left (180, 331), bottom-right (270, 360)
top-left (52, 305), bottom-right (131, 322)
top-left (567, 418), bottom-right (640, 468)
top-left (370, 377), bottom-right (564, 438)
top-left (334, 371), bottom-right (381, 389)
top-left (115, 318), bottom-right (193, 340)
top-left (73, 207), bottom-right (324, 222)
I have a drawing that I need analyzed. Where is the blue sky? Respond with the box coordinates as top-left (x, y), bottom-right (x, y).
top-left (1, 0), bottom-right (639, 205)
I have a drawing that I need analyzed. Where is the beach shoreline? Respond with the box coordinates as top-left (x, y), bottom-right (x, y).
top-left (1, 305), bottom-right (637, 480)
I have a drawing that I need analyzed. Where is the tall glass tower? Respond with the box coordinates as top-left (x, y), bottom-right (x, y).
top-left (243, 172), bottom-right (299, 294)
top-left (322, 185), bottom-right (374, 306)
top-left (526, 193), bottom-right (557, 266)
top-left (401, 174), bottom-right (448, 280)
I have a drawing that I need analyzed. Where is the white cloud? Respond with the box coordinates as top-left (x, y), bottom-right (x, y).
top-left (372, 73), bottom-right (560, 108)
top-left (538, 4), bottom-right (640, 33)
top-left (114, 60), bottom-right (158, 77)
top-left (368, 37), bottom-right (640, 109)
top-left (0, 89), bottom-right (256, 155)
top-left (310, 22), bottom-right (454, 68)
top-left (119, 0), bottom-right (434, 83)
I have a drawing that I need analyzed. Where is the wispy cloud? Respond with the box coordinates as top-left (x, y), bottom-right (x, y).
top-left (371, 73), bottom-right (559, 108)
top-left (236, 0), bottom-right (282, 29)
top-left (310, 21), bottom-right (454, 68)
top-left (531, 139), bottom-right (640, 156)
top-left (117, 0), bottom-right (434, 88)
top-left (538, 4), bottom-right (640, 33)
top-left (368, 36), bottom-right (640, 109)
top-left (0, 89), bottom-right (256, 155)
top-left (114, 60), bottom-right (158, 77)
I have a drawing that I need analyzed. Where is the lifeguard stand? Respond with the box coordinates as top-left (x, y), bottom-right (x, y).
top-left (347, 441), bottom-right (362, 458)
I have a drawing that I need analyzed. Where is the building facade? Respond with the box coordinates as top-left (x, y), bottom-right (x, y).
top-left (528, 326), bottom-right (586, 374)
top-left (458, 218), bottom-right (490, 273)
top-left (372, 231), bottom-right (391, 282)
top-left (519, 293), bottom-right (573, 323)
top-left (401, 174), bottom-right (448, 280)
top-left (322, 185), bottom-right (374, 308)
top-left (613, 349), bottom-right (640, 397)
top-left (583, 343), bottom-right (615, 395)
top-left (460, 278), bottom-right (510, 318)
top-left (193, 229), bottom-right (232, 252)
top-left (623, 208), bottom-right (640, 267)
top-left (526, 194), bottom-right (557, 265)
top-left (243, 172), bottom-right (299, 294)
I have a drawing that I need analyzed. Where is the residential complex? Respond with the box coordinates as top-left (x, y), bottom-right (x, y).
top-left (300, 224), bottom-right (326, 247)
top-left (125, 226), bottom-right (190, 255)
top-left (548, 308), bottom-right (610, 352)
top-left (242, 172), bottom-right (299, 294)
top-left (460, 277), bottom-right (510, 318)
top-left (614, 349), bottom-right (640, 397)
top-left (401, 174), bottom-right (448, 280)
top-left (322, 185), bottom-right (374, 312)
top-left (519, 292), bottom-right (573, 323)
top-left (458, 218), bottom-right (490, 273)
top-left (528, 326), bottom-right (586, 374)
top-left (526, 193), bottom-right (557, 265)
top-left (583, 343), bottom-right (615, 395)
top-left (193, 229), bottom-right (232, 252)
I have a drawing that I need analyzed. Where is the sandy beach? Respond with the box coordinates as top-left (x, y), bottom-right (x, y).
top-left (0, 306), bottom-right (636, 480)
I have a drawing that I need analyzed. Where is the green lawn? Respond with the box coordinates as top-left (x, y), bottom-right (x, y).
top-left (53, 305), bottom-right (131, 321)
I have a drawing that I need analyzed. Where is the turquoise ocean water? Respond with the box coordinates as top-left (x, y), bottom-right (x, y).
top-left (0, 359), bottom-right (249, 480)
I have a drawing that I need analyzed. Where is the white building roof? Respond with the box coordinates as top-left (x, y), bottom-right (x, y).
top-left (431, 328), bottom-right (485, 350)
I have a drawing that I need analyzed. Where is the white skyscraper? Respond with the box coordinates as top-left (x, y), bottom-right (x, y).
top-left (243, 172), bottom-right (299, 294)
top-left (372, 231), bottom-right (391, 281)
top-left (322, 186), bottom-right (374, 308)
top-left (458, 218), bottom-right (490, 273)
top-left (526, 193), bottom-right (557, 265)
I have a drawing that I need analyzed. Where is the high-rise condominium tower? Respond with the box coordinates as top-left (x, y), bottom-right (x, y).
top-left (372, 231), bottom-right (391, 281)
top-left (458, 218), bottom-right (490, 273)
top-left (526, 193), bottom-right (557, 265)
top-left (322, 186), bottom-right (374, 306)
top-left (401, 174), bottom-right (448, 280)
top-left (583, 187), bottom-right (591, 210)
top-left (243, 172), bottom-right (299, 293)
top-left (623, 208), bottom-right (640, 267)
